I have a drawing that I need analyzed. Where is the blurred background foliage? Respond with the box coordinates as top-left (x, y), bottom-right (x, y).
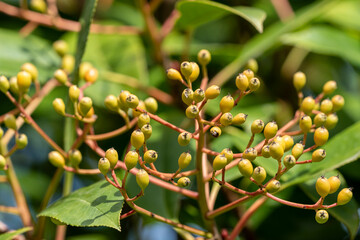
top-left (0, 0), bottom-right (359, 239)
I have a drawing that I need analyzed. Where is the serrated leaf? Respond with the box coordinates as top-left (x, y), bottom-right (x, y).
top-left (0, 227), bottom-right (32, 240)
top-left (176, 0), bottom-right (266, 33)
top-left (38, 180), bottom-right (124, 231)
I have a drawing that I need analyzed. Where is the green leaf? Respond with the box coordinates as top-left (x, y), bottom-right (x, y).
top-left (281, 26), bottom-right (360, 67)
top-left (322, 0), bottom-right (360, 31)
top-left (72, 0), bottom-right (98, 83)
top-left (176, 0), bottom-right (266, 33)
top-left (0, 227), bottom-right (32, 240)
top-left (38, 180), bottom-right (124, 231)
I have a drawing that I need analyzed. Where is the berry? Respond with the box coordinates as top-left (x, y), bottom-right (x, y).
top-left (69, 149), bottom-right (82, 167)
top-left (0, 127), bottom-right (3, 138)
top-left (323, 80), bottom-right (337, 95)
top-left (213, 154), bottom-right (227, 171)
top-left (235, 73), bottom-right (249, 91)
top-left (17, 71), bottom-right (32, 92)
top-left (84, 107), bottom-right (94, 118)
top-left (273, 136), bottom-right (286, 150)
top-left (118, 90), bottom-right (131, 110)
top-left (251, 119), bottom-right (264, 134)
top-left (126, 94), bottom-right (139, 109)
top-left (237, 158), bottom-right (253, 177)
top-left (79, 97), bottom-right (93, 117)
top-left (337, 188), bottom-right (353, 205)
top-left (220, 112), bottom-right (233, 126)
top-left (249, 78), bottom-right (260, 92)
top-left (144, 97), bottom-right (158, 114)
top-left (136, 169), bottom-right (149, 191)
top-left (210, 126), bottom-right (222, 138)
top-left (243, 69), bottom-right (254, 80)
top-left (0, 75), bottom-right (10, 93)
top-left (9, 77), bottom-right (19, 95)
top-left (266, 180), bottom-right (281, 193)
top-left (205, 85), bottom-right (221, 99)
top-left (189, 62), bottom-right (200, 82)
top-left (252, 166), bottom-right (266, 184)
top-left (0, 155), bottom-right (6, 170)
top-left (197, 49), bottom-right (211, 66)
top-left (316, 176), bottom-right (330, 197)
top-left (180, 61), bottom-right (193, 79)
top-left (21, 63), bottom-right (38, 82)
top-left (320, 99), bottom-right (333, 114)
top-left (219, 94), bottom-right (234, 113)
top-left (141, 124), bottom-right (152, 140)
top-left (124, 150), bottom-right (138, 170)
top-left (324, 113), bottom-right (338, 130)
top-left (104, 95), bottom-right (119, 112)
top-left (293, 71), bottom-right (306, 91)
top-left (261, 145), bottom-right (271, 158)
top-left (131, 129), bottom-right (145, 149)
top-left (315, 210), bottom-right (329, 224)
top-left (283, 155), bottom-right (296, 168)
top-left (312, 149), bottom-right (326, 162)
top-left (84, 68), bottom-right (98, 83)
top-left (243, 148), bottom-right (257, 161)
top-left (144, 150), bottom-right (158, 164)
top-left (264, 121), bottom-right (278, 139)
top-left (182, 88), bottom-right (194, 105)
top-left (314, 127), bottom-right (329, 146)
top-left (53, 40), bottom-right (68, 57)
top-left (79, 62), bottom-right (93, 80)
top-left (138, 113), bottom-right (151, 128)
top-left (221, 148), bottom-right (233, 164)
top-left (48, 151), bottom-right (65, 168)
top-left (292, 143), bottom-right (304, 159)
top-left (177, 177), bottom-right (191, 188)
top-left (299, 115), bottom-right (312, 132)
top-left (61, 54), bottom-right (75, 73)
top-left (185, 105), bottom-right (199, 119)
top-left (4, 114), bottom-right (17, 130)
top-left (54, 69), bottom-right (68, 85)
top-left (245, 59), bottom-right (258, 73)
top-left (178, 152), bottom-right (192, 170)
top-left (132, 100), bottom-right (146, 118)
top-left (167, 68), bottom-right (183, 81)
top-left (53, 98), bottom-right (66, 116)
top-left (314, 113), bottom-right (327, 127)
top-left (105, 148), bottom-right (118, 169)
top-left (283, 135), bottom-right (294, 152)
top-left (301, 96), bottom-right (315, 115)
top-left (269, 141), bottom-right (284, 160)
top-left (193, 88), bottom-right (205, 103)
top-left (15, 133), bottom-right (28, 149)
top-left (232, 113), bottom-right (247, 125)
top-left (328, 176), bottom-right (340, 194)
top-left (331, 95), bottom-right (344, 112)
top-left (69, 85), bottom-right (80, 102)
top-left (178, 132), bottom-right (192, 146)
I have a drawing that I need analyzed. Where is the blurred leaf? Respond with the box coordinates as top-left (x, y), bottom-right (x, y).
top-left (281, 26), bottom-right (360, 67)
top-left (300, 171), bottom-right (359, 239)
top-left (322, 0), bottom-right (360, 31)
top-left (176, 0), bottom-right (266, 33)
top-left (38, 180), bottom-right (124, 231)
top-left (67, 234), bottom-right (109, 240)
top-left (0, 227), bottom-right (32, 240)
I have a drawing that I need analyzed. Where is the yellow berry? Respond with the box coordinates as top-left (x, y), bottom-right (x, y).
top-left (124, 150), bottom-right (138, 170)
top-left (79, 62), bottom-right (93, 80)
top-left (105, 148), bottom-right (118, 169)
top-left (144, 150), bottom-right (158, 164)
top-left (283, 155), bottom-right (296, 168)
top-left (220, 148), bottom-right (233, 164)
top-left (235, 73), bottom-right (249, 91)
top-left (178, 152), bottom-right (192, 170)
top-left (189, 62), bottom-right (200, 82)
top-left (264, 121), bottom-right (278, 139)
top-left (167, 68), bottom-right (183, 81)
top-left (205, 85), bottom-right (221, 99)
top-left (328, 176), bottom-right (340, 194)
top-left (177, 177), bottom-right (191, 188)
top-left (337, 188), bottom-right (353, 205)
top-left (266, 179), bottom-right (281, 193)
top-left (9, 77), bottom-right (19, 95)
top-left (17, 71), bottom-right (32, 92)
top-left (316, 176), bottom-right (330, 197)
top-left (243, 69), bottom-right (254, 80)
top-left (315, 210), bottom-right (329, 224)
top-left (69, 149), bottom-right (82, 167)
top-left (292, 143), bottom-right (304, 159)
top-left (219, 94), bottom-right (234, 113)
top-left (104, 95), bottom-right (119, 112)
top-left (301, 96), bottom-right (315, 115)
top-left (331, 95), bottom-right (344, 112)
top-left (220, 112), bottom-right (233, 126)
top-left (79, 97), bottom-right (93, 117)
top-left (52, 98), bottom-right (66, 116)
top-left (84, 68), bottom-right (98, 83)
top-left (131, 129), bottom-right (145, 149)
top-left (69, 85), bottom-right (80, 102)
top-left (243, 148), bottom-right (257, 161)
top-left (245, 59), bottom-right (258, 73)
top-left (210, 126), bottom-right (221, 138)
top-left (269, 141), bottom-right (284, 160)
top-left (48, 151), bottom-right (65, 168)
top-left (324, 113), bottom-right (338, 130)
top-left (323, 80), bottom-right (337, 95)
top-left (251, 119), bottom-right (264, 134)
top-left (320, 99), bottom-right (333, 114)
top-left (180, 61), bottom-right (193, 79)
top-left (197, 49), bottom-right (211, 66)
top-left (252, 166), bottom-right (266, 184)
top-left (118, 90), bottom-right (131, 110)
top-left (61, 54), bottom-right (75, 73)
top-left (0, 75), bottom-right (10, 93)
top-left (16, 133), bottom-right (28, 149)
top-left (249, 77), bottom-right (260, 92)
top-left (185, 105), bottom-right (199, 119)
top-left (261, 145), bottom-right (271, 158)
top-left (0, 155), bottom-right (6, 170)
top-left (312, 149), bottom-right (326, 162)
top-left (132, 100), bottom-right (145, 118)
top-left (273, 136), bottom-right (286, 150)
top-left (144, 97), bottom-right (158, 114)
top-left (141, 123), bottom-right (152, 140)
top-left (4, 114), bottom-right (17, 130)
top-left (53, 40), bottom-right (68, 57)
top-left (232, 113), bottom-right (247, 125)
top-left (182, 88), bottom-right (194, 105)
top-left (212, 154), bottom-right (227, 171)
top-left (193, 88), bottom-right (205, 103)
top-left (282, 135), bottom-right (294, 152)
top-left (126, 94), bottom-right (139, 109)
top-left (21, 63), bottom-right (38, 82)
top-left (299, 115), bottom-right (312, 132)
top-left (237, 158), bottom-right (253, 178)
top-left (138, 113), bottom-right (151, 128)
top-left (54, 69), bottom-right (68, 85)
top-left (136, 169), bottom-right (149, 191)
top-left (314, 113), bottom-right (327, 127)
top-left (293, 71), bottom-right (306, 91)
top-left (178, 132), bottom-right (192, 146)
top-left (314, 127), bottom-right (329, 146)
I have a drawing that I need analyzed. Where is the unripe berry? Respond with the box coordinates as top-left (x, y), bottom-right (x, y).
top-left (243, 69), bottom-right (254, 80)
top-left (9, 77), bottom-right (19, 95)
top-left (136, 169), bottom-right (149, 191)
top-left (315, 210), bottom-right (329, 224)
top-left (144, 150), bottom-right (158, 164)
top-left (131, 129), bottom-right (145, 149)
top-left (166, 68), bottom-right (183, 81)
top-left (245, 59), bottom-right (258, 73)
top-left (261, 145), bottom-right (271, 158)
top-left (193, 88), bottom-right (205, 103)
top-left (138, 113), bottom-right (150, 128)
top-left (325, 113), bottom-right (338, 130)
top-left (53, 40), bottom-right (68, 57)
top-left (84, 68), bottom-right (98, 83)
top-left (118, 90), bottom-right (131, 110)
top-left (210, 126), bottom-right (221, 138)
top-left (0, 75), bottom-right (10, 93)
top-left (314, 127), bottom-right (329, 146)
top-left (331, 95), bottom-right (344, 112)
top-left (48, 151), bottom-right (65, 168)
top-left (212, 154), bottom-right (227, 171)
top-left (61, 54), bottom-right (75, 73)
top-left (232, 113), bottom-right (247, 125)
top-left (221, 148), bottom-right (233, 164)
top-left (197, 49), bottom-right (211, 66)
top-left (314, 113), bottom-right (327, 127)
top-left (79, 97), bottom-right (93, 117)
top-left (178, 132), bottom-right (192, 146)
top-left (144, 97), bottom-right (158, 114)
top-left (252, 166), bottom-right (266, 184)
top-left (185, 105), bottom-right (199, 119)
top-left (0, 155), bottom-right (6, 170)
top-left (141, 124), bottom-right (152, 140)
top-left (104, 95), bottom-right (119, 112)
top-left (84, 107), bottom-right (94, 118)
top-left (180, 61), bottom-right (193, 79)
top-left (79, 62), bottom-right (93, 80)
top-left (293, 71), bottom-right (306, 91)
top-left (235, 73), bottom-right (249, 91)
top-left (301, 96), bottom-right (315, 115)
top-left (219, 94), bottom-right (234, 113)
top-left (312, 149), bottom-right (326, 162)
top-left (237, 158), bottom-right (253, 177)
top-left (299, 115), bottom-right (312, 132)
top-left (269, 141), bottom-right (284, 160)
top-left (182, 88), bottom-right (194, 106)
top-left (328, 176), bottom-right (340, 194)
top-left (251, 119), bottom-right (264, 134)
top-left (220, 112), bottom-right (233, 126)
top-left (249, 78), bottom-right (260, 92)
top-left (292, 143), bottom-right (304, 159)
top-left (205, 85), bottom-right (221, 99)
top-left (282, 135), bottom-right (294, 152)
top-left (243, 148), bottom-right (257, 161)
top-left (177, 177), bottom-right (191, 188)
top-left (283, 155), bottom-right (296, 169)
top-left (54, 69), bottom-right (68, 85)
top-left (124, 150), bottom-right (138, 170)
top-left (316, 176), bottom-right (330, 197)
top-left (17, 71), bottom-right (32, 92)
top-left (4, 114), bottom-right (17, 130)
top-left (264, 121), bottom-right (278, 139)
top-left (189, 62), bottom-right (200, 82)
top-left (69, 85), bottom-right (80, 102)
top-left (320, 99), bottom-right (333, 114)
top-left (178, 152), bottom-right (192, 170)
top-left (105, 148), bottom-right (118, 169)
top-left (69, 149), bottom-right (82, 167)
top-left (266, 179), bottom-right (281, 193)
top-left (132, 100), bottom-right (145, 118)
top-left (53, 98), bottom-right (66, 116)
top-left (126, 94), bottom-right (139, 109)
top-left (21, 63), bottom-right (38, 82)
top-left (273, 136), bottom-right (286, 150)
top-left (337, 188), bottom-right (353, 205)
top-left (16, 133), bottom-right (28, 149)
top-left (323, 80), bottom-right (337, 95)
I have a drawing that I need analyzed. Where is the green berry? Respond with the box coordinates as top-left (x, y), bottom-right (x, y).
top-left (264, 121), bottom-right (278, 139)
top-left (4, 114), bottom-right (17, 130)
top-left (324, 113), bottom-right (338, 130)
top-left (220, 112), bottom-right (233, 126)
top-left (312, 149), bottom-right (326, 162)
top-left (0, 75), bottom-right (10, 93)
top-left (136, 169), bottom-right (149, 191)
top-left (243, 69), bottom-right (254, 80)
top-left (16, 133), bottom-right (28, 149)
top-left (144, 150), bottom-right (158, 164)
top-left (235, 73), bottom-right (249, 91)
top-left (53, 98), bottom-right (66, 116)
top-left (54, 69), bottom-right (68, 85)
top-left (232, 113), bottom-right (247, 125)
top-left (220, 148), bottom-right (233, 164)
top-left (180, 61), bottom-right (193, 79)
top-left (213, 154), bottom-right (227, 171)
top-left (9, 77), bottom-right (19, 95)
top-left (189, 62), bottom-right (200, 82)
top-left (48, 151), bottom-right (65, 168)
top-left (337, 188), bottom-right (353, 205)
top-left (249, 77), bottom-right (260, 92)
top-left (328, 176), bottom-right (340, 194)
top-left (283, 135), bottom-right (294, 152)
top-left (291, 143), bottom-right (304, 159)
top-left (314, 127), bottom-right (329, 146)
top-left (104, 95), bottom-right (119, 112)
top-left (178, 132), bottom-right (192, 146)
top-left (261, 145), bottom-right (271, 158)
top-left (197, 49), bottom-right (211, 66)
top-left (219, 94), bottom-right (234, 113)
top-left (69, 85), bottom-right (80, 102)
top-left (177, 177), bottom-right (191, 188)
top-left (53, 40), bottom-right (68, 57)
top-left (293, 71), bottom-right (306, 91)
top-left (243, 148), bottom-right (257, 161)
top-left (141, 123), bottom-right (152, 140)
top-left (193, 88), bottom-right (205, 103)
top-left (316, 176), bottom-right (330, 197)
top-left (61, 54), bottom-right (75, 73)
top-left (314, 113), bottom-right (327, 127)
top-left (182, 88), bottom-right (194, 105)
top-left (252, 166), bottom-right (266, 184)
top-left (144, 97), bottom-right (158, 114)
top-left (79, 62), bottom-right (93, 80)
top-left (131, 129), bottom-right (145, 149)
top-left (205, 85), bottom-right (221, 99)
top-left (237, 158), bottom-right (253, 177)
top-left (245, 59), bottom-right (258, 73)
top-left (21, 62), bottom-right (38, 82)
top-left (0, 155), bottom-right (6, 170)
top-left (320, 99), bottom-right (333, 114)
top-left (138, 113), bottom-right (151, 128)
top-left (84, 68), bottom-right (98, 83)
top-left (269, 141), bottom-right (284, 160)
top-left (299, 115), bottom-right (312, 132)
top-left (69, 149), bottom-right (82, 167)
top-left (79, 97), bottom-right (93, 117)
top-left (315, 210), bottom-right (329, 224)
top-left (124, 150), bottom-right (138, 170)
top-left (178, 152), bottom-right (192, 170)
top-left (266, 179), bottom-right (281, 193)
top-left (167, 68), bottom-right (183, 81)
top-left (210, 126), bottom-right (221, 138)
top-left (331, 95), bottom-right (344, 112)
top-left (301, 96), bottom-right (315, 115)
top-left (283, 155), bottom-right (296, 168)
top-left (105, 148), bottom-right (118, 169)
top-left (185, 105), bottom-right (199, 119)
top-left (251, 119), bottom-right (264, 134)
top-left (126, 94), bottom-right (139, 109)
top-left (17, 71), bottom-right (32, 93)
top-left (323, 80), bottom-right (337, 95)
